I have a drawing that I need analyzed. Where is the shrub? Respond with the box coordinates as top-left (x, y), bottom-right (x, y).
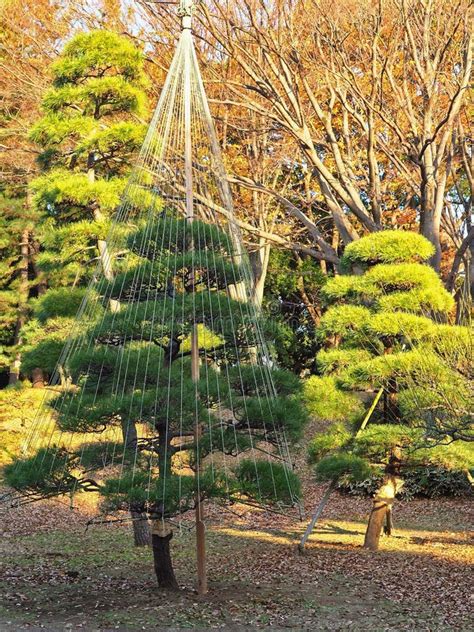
top-left (339, 468), bottom-right (473, 499)
top-left (308, 230), bottom-right (471, 498)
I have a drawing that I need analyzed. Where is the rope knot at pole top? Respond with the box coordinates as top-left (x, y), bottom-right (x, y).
top-left (178, 0), bottom-right (200, 29)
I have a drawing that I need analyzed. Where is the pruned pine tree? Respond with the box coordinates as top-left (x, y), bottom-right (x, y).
top-left (22, 30), bottom-right (148, 385)
top-left (304, 231), bottom-right (473, 551)
top-left (6, 215), bottom-right (306, 588)
top-left (20, 30), bottom-right (151, 545)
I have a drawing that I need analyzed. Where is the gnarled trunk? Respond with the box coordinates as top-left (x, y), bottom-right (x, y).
top-left (364, 474), bottom-right (403, 551)
top-left (151, 520), bottom-right (179, 590)
top-left (149, 425), bottom-right (179, 588)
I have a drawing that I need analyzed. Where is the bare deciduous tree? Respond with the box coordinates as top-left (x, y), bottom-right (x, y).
top-left (193, 0), bottom-right (472, 276)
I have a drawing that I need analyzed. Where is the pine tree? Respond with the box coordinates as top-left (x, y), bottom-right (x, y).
top-left (304, 231), bottom-right (473, 550)
top-left (21, 30), bottom-right (148, 384)
top-left (0, 194), bottom-right (40, 385)
top-left (6, 214), bottom-right (307, 588)
top-left (263, 250), bottom-right (326, 373)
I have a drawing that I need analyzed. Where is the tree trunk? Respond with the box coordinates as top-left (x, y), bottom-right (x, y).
top-left (470, 239), bottom-right (474, 304)
top-left (364, 474), bottom-right (403, 551)
top-left (250, 240), bottom-right (271, 308)
top-left (151, 525), bottom-right (179, 590)
top-left (29, 235), bottom-right (47, 389)
top-left (364, 496), bottom-right (389, 551)
top-left (9, 227), bottom-right (30, 385)
top-left (88, 153), bottom-right (115, 284)
top-left (131, 509), bottom-right (151, 546)
top-left (384, 506), bottom-right (393, 536)
top-left (121, 419), bottom-right (151, 547)
top-left (148, 426), bottom-right (179, 588)
top-left (31, 367), bottom-right (45, 389)
top-left (97, 238), bottom-right (114, 282)
top-left (420, 196), bottom-right (442, 272)
top-left (8, 354), bottom-right (21, 386)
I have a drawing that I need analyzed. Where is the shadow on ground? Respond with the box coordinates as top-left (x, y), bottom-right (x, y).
top-left (0, 503), bottom-right (472, 631)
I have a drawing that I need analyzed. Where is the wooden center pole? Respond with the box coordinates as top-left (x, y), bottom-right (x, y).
top-left (183, 20), bottom-right (207, 595)
top-left (191, 324), bottom-right (207, 595)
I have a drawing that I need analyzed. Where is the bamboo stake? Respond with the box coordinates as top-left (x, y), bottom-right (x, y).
top-left (298, 386), bottom-right (384, 552)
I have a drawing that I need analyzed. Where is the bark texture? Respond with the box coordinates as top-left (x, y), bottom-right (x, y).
top-left (364, 493), bottom-right (391, 551)
top-left (122, 420), bottom-right (151, 546)
top-left (152, 532), bottom-right (179, 590)
top-left (131, 510), bottom-right (151, 547)
top-left (364, 474), bottom-right (403, 551)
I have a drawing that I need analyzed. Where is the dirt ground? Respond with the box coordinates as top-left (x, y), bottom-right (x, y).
top-left (0, 485), bottom-right (472, 631)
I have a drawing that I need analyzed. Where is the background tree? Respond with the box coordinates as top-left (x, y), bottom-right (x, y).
top-left (304, 231), bottom-right (473, 550)
top-left (0, 0), bottom-right (69, 385)
top-left (0, 194), bottom-right (42, 386)
top-left (263, 249), bottom-right (326, 374)
top-left (0, 0), bottom-right (69, 191)
top-left (445, 108), bottom-right (473, 320)
top-left (14, 29), bottom-right (153, 546)
top-left (6, 214), bottom-right (306, 588)
top-left (194, 0), bottom-right (472, 278)
top-left (19, 30), bottom-right (149, 386)
top-left (3, 1), bottom-right (472, 299)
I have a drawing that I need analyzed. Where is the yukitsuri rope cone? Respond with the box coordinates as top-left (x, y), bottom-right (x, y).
top-left (4, 0), bottom-right (307, 592)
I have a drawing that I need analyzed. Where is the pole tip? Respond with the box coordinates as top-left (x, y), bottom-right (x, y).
top-left (182, 14), bottom-right (192, 29)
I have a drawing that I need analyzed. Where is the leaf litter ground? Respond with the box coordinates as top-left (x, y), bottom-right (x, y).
top-left (0, 482), bottom-right (472, 631)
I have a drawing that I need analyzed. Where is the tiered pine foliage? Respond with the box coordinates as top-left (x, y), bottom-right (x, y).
top-left (304, 231), bottom-right (473, 501)
top-left (20, 31), bottom-right (149, 383)
top-left (6, 214), bottom-right (307, 588)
